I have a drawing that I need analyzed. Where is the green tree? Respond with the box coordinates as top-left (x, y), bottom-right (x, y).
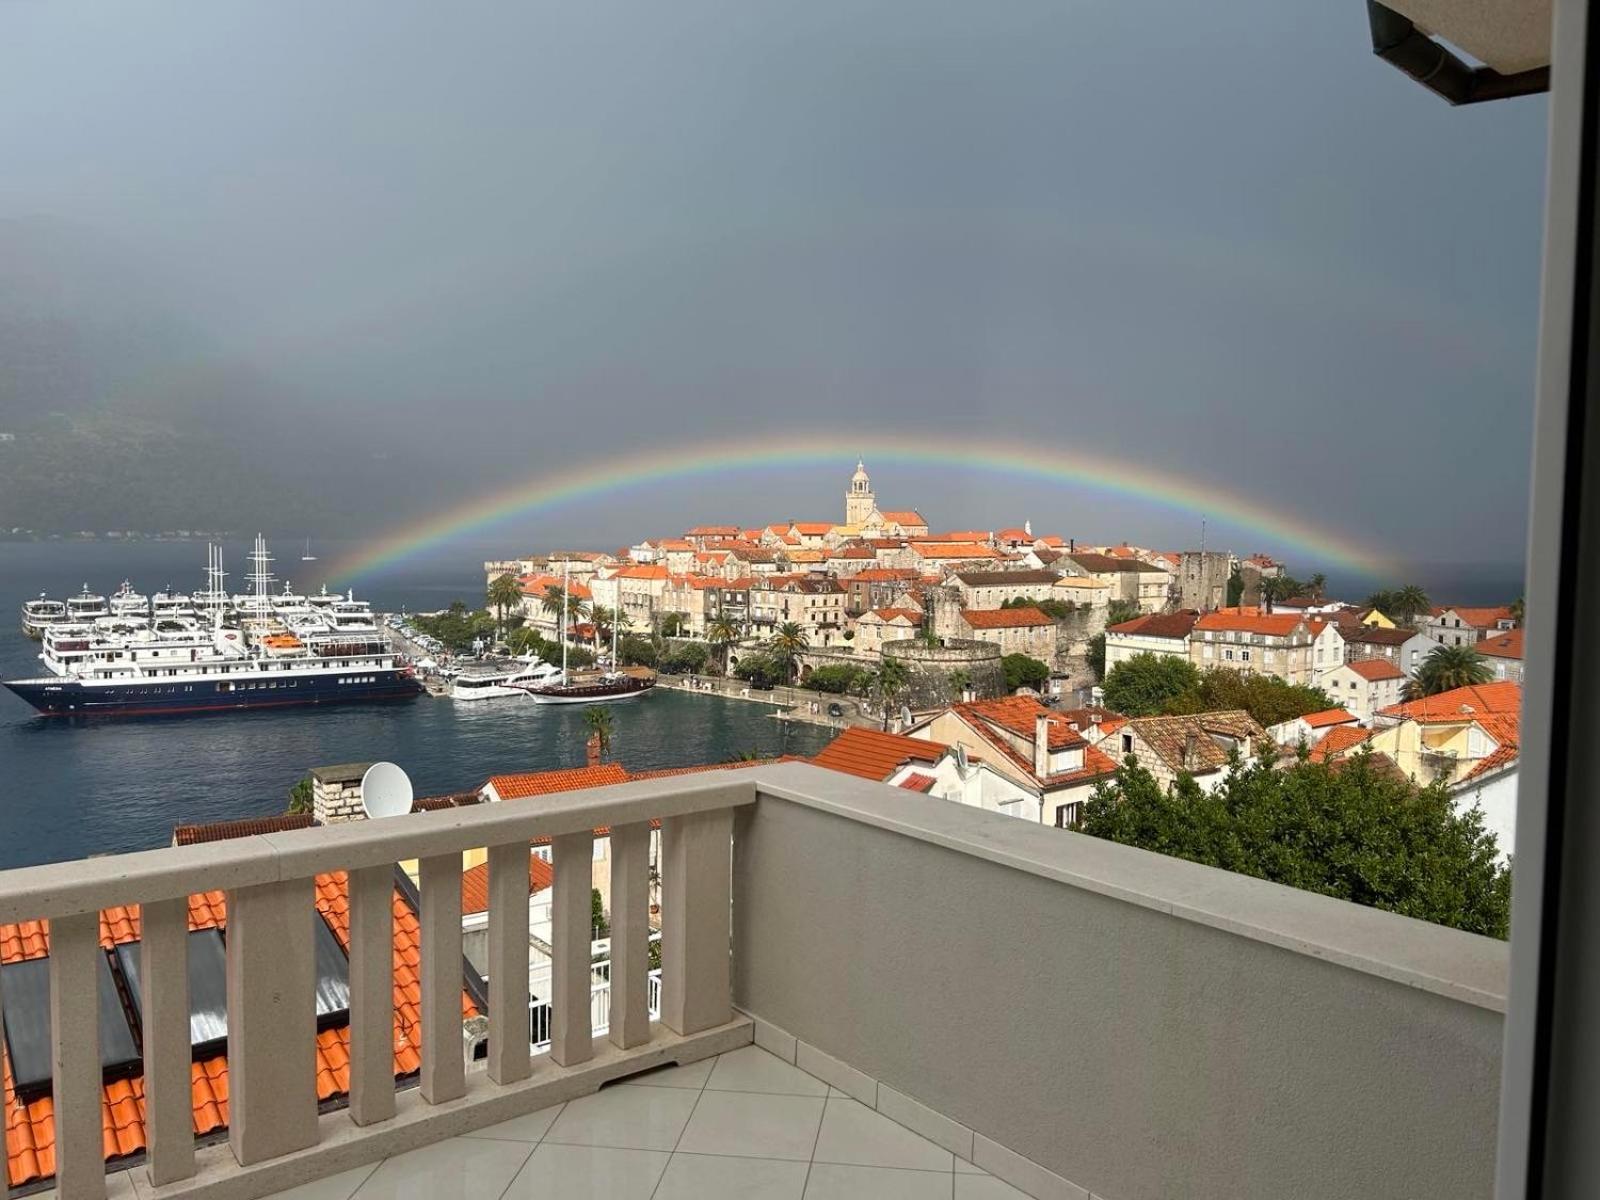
top-left (486, 573), bottom-right (522, 638)
top-left (1510, 595), bottom-right (1525, 627)
top-left (1392, 584), bottom-right (1431, 626)
top-left (1002, 597), bottom-right (1075, 619)
top-left (1307, 572), bottom-right (1327, 600)
top-left (590, 604), bottom-right (624, 642)
top-left (583, 706), bottom-right (615, 760)
top-left (1102, 653), bottom-right (1202, 716)
top-left (875, 657), bottom-right (911, 728)
top-left (808, 664), bottom-right (867, 694)
top-left (620, 634), bottom-right (659, 668)
top-left (591, 887), bottom-right (610, 939)
top-left (658, 639), bottom-right (709, 674)
top-left (660, 612), bottom-right (688, 638)
top-left (1002, 653), bottom-right (1051, 693)
top-left (1086, 633), bottom-right (1107, 682)
top-left (1163, 667), bottom-right (1333, 728)
top-left (287, 776), bottom-right (314, 815)
top-left (1078, 755), bottom-right (1510, 937)
top-left (1226, 566), bottom-right (1244, 608)
top-left (769, 621), bottom-right (809, 683)
top-left (1405, 644), bottom-right (1493, 700)
top-left (947, 668), bottom-right (972, 700)
top-left (1106, 599), bottom-right (1141, 626)
top-left (707, 616), bottom-right (740, 676)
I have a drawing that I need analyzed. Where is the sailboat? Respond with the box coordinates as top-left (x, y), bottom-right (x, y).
top-left (301, 538), bottom-right (317, 562)
top-left (523, 563), bottom-right (654, 705)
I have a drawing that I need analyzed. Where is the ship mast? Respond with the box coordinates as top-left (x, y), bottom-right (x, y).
top-left (560, 560), bottom-right (570, 683)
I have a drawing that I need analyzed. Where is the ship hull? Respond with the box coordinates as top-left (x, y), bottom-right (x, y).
top-left (3, 669), bottom-right (423, 717)
top-left (525, 677), bottom-right (655, 705)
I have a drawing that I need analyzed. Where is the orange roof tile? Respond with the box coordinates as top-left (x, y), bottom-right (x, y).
top-left (897, 772), bottom-right (938, 793)
top-left (1378, 681), bottom-right (1523, 725)
top-left (1308, 725), bottom-right (1373, 762)
top-left (960, 606), bottom-right (1055, 629)
top-left (878, 510), bottom-right (926, 526)
top-left (1478, 628), bottom-right (1525, 660)
top-left (611, 564), bottom-right (669, 580)
top-left (866, 608), bottom-right (921, 623)
top-left (1300, 708), bottom-right (1358, 728)
top-left (1193, 610), bottom-right (1307, 636)
top-left (1346, 658), bottom-right (1405, 682)
top-left (486, 763), bottom-right (630, 799)
top-left (460, 854), bottom-right (554, 917)
top-left (958, 697), bottom-right (1087, 750)
top-left (811, 727), bottom-right (947, 783)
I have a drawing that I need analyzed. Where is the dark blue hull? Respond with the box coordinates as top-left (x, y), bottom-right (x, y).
top-left (4, 669), bottom-right (423, 717)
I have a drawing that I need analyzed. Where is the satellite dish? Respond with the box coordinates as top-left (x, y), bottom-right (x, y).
top-left (361, 762), bottom-right (414, 820)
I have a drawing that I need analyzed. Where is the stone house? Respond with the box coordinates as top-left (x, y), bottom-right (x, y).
top-left (1189, 609), bottom-right (1316, 685)
top-left (1318, 658), bottom-right (1406, 725)
top-left (1425, 606), bottom-right (1518, 648)
top-left (1063, 553), bottom-right (1171, 613)
top-left (953, 607), bottom-right (1059, 663)
top-left (1104, 610), bottom-right (1199, 673)
top-left (1111, 710), bottom-right (1266, 793)
top-left (952, 569), bottom-right (1062, 608)
top-left (1478, 629), bottom-right (1525, 682)
top-left (853, 608), bottom-right (922, 655)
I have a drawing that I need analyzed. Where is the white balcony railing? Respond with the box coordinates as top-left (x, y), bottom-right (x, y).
top-left (0, 770), bottom-right (757, 1200)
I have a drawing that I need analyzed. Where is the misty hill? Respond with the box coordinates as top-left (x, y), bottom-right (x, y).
top-left (0, 218), bottom-right (412, 533)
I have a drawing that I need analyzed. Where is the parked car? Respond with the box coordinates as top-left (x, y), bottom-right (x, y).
top-left (827, 703), bottom-right (844, 717)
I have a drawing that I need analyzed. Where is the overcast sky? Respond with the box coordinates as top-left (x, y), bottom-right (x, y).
top-left (0, 1), bottom-right (1547, 570)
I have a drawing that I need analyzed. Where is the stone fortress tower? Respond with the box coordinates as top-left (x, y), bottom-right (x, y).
top-left (845, 460), bottom-right (875, 526)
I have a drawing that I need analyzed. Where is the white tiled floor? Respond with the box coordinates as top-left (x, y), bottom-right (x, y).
top-left (258, 1044), bottom-right (1031, 1199)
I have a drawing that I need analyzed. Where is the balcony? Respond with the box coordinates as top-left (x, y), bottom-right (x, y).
top-left (0, 763), bottom-right (1507, 1200)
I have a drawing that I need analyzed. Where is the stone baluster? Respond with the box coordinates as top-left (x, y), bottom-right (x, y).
top-left (549, 831), bottom-right (595, 1066)
top-left (660, 809), bottom-right (733, 1035)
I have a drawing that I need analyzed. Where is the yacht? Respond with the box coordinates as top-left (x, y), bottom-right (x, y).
top-left (19, 594), bottom-right (67, 639)
top-left (108, 581), bottom-right (150, 620)
top-left (518, 562), bottom-right (656, 705)
top-left (451, 659), bottom-right (563, 701)
top-left (151, 587), bottom-right (196, 622)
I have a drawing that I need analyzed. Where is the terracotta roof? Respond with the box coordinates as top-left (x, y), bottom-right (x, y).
top-left (811, 727), bottom-right (947, 783)
top-left (686, 525), bottom-right (740, 536)
top-left (611, 564), bottom-right (669, 580)
top-left (3, 874), bottom-right (475, 1190)
top-left (865, 608), bottom-right (921, 623)
top-left (849, 568), bottom-right (920, 582)
top-left (1378, 681), bottom-right (1522, 725)
top-left (1341, 625), bottom-right (1414, 646)
top-left (958, 697), bottom-right (1087, 750)
top-left (1125, 711), bottom-right (1264, 775)
top-left (1051, 707), bottom-right (1129, 737)
top-left (1066, 553), bottom-right (1161, 573)
top-left (517, 574), bottom-right (592, 600)
top-left (486, 763), bottom-right (630, 799)
top-left (790, 523), bottom-right (833, 536)
top-left (1106, 610), bottom-right (1198, 638)
top-left (173, 813), bottom-right (314, 845)
top-left (878, 511), bottom-right (927, 526)
top-left (960, 607), bottom-right (1055, 629)
top-left (830, 547), bottom-right (877, 559)
top-left (897, 773), bottom-right (938, 793)
top-left (912, 544), bottom-right (1003, 560)
top-left (952, 570), bottom-right (1062, 586)
top-left (1346, 658), bottom-right (1405, 682)
top-left (1300, 708), bottom-right (1359, 728)
top-left (1434, 605), bottom-right (1517, 630)
top-left (784, 550), bottom-right (826, 563)
top-left (1308, 725), bottom-right (1374, 762)
top-left (1193, 610), bottom-right (1307, 636)
top-left (459, 854), bottom-right (554, 916)
top-left (1462, 742), bottom-right (1519, 782)
top-left (1478, 628), bottom-right (1525, 660)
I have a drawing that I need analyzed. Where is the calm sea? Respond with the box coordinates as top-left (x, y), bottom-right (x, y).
top-left (0, 539), bottom-right (832, 870)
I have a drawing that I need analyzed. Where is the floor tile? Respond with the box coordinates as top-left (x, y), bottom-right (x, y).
top-left (804, 1162), bottom-right (954, 1199)
top-left (500, 1143), bottom-right (668, 1198)
top-left (955, 1175), bottom-right (1032, 1199)
top-left (352, 1137), bottom-right (533, 1199)
top-left (706, 1045), bottom-right (830, 1096)
top-left (626, 1056), bottom-right (715, 1089)
top-left (266, 1164), bottom-right (380, 1200)
top-left (675, 1089), bottom-right (826, 1161)
top-left (460, 1102), bottom-right (565, 1143)
top-left (653, 1152), bottom-right (810, 1199)
top-left (542, 1083), bottom-right (700, 1151)
top-left (813, 1098), bottom-right (954, 1172)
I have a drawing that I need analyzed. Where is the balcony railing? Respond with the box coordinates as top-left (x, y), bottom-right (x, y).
top-left (0, 763), bottom-right (1509, 1200)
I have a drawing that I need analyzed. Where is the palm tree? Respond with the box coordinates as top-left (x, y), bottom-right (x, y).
top-left (1307, 573), bottom-right (1326, 601)
top-left (875, 657), bottom-right (911, 730)
top-left (769, 621), bottom-right (809, 684)
top-left (540, 585), bottom-right (568, 626)
top-left (1393, 584), bottom-right (1431, 626)
top-left (1404, 644), bottom-right (1493, 700)
top-left (590, 605), bottom-right (620, 642)
top-left (1511, 595), bottom-right (1525, 627)
top-left (707, 616), bottom-right (739, 675)
top-left (583, 706), bottom-right (615, 761)
top-left (486, 573), bottom-right (522, 638)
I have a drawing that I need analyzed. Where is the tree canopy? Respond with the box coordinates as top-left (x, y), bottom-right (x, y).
top-left (1101, 653), bottom-right (1201, 716)
top-left (1002, 653), bottom-right (1050, 693)
top-left (1077, 754), bottom-right (1511, 937)
top-left (1405, 644), bottom-right (1493, 700)
top-left (1164, 667), bottom-right (1333, 728)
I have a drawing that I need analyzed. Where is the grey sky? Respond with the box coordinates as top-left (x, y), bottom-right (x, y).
top-left (0, 1), bottom-right (1547, 569)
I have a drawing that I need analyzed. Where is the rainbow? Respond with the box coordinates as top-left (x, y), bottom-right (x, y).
top-left (331, 433), bottom-right (1392, 580)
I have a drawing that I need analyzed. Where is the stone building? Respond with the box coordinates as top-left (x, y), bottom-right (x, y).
top-left (1176, 550), bottom-right (1232, 612)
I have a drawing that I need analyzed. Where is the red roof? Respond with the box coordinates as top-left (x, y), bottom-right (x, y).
top-left (897, 773), bottom-right (938, 793)
top-left (486, 763), bottom-right (630, 799)
top-left (611, 564), bottom-right (669, 580)
top-left (960, 606), bottom-right (1055, 629)
top-left (1193, 610), bottom-right (1307, 636)
top-left (877, 511), bottom-right (926, 526)
top-left (912, 544), bottom-right (1002, 560)
top-left (1346, 658), bottom-right (1405, 682)
top-left (1378, 681), bottom-right (1522, 725)
top-left (867, 608), bottom-right (921, 623)
top-left (1106, 610), bottom-right (1198, 638)
top-left (1300, 707), bottom-right (1359, 728)
top-left (850, 568), bottom-right (920, 582)
top-left (1434, 605), bottom-right (1517, 631)
top-left (1478, 628), bottom-right (1524, 660)
top-left (1308, 725), bottom-right (1373, 762)
top-left (959, 697), bottom-right (1087, 750)
top-left (790, 522), bottom-right (833, 535)
top-left (811, 727), bottom-right (947, 783)
top-left (459, 853), bottom-right (554, 917)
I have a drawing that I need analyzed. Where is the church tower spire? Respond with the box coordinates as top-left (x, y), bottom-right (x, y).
top-left (845, 460), bottom-right (875, 526)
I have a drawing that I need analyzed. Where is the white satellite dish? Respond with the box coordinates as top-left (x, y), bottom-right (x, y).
top-left (360, 761), bottom-right (414, 820)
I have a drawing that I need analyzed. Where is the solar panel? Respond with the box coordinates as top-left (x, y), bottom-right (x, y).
top-left (0, 953), bottom-right (142, 1098)
top-left (313, 914), bottom-right (351, 1028)
top-left (114, 928), bottom-right (230, 1057)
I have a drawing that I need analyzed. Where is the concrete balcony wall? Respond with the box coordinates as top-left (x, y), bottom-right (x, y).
top-left (735, 764), bottom-right (1509, 1200)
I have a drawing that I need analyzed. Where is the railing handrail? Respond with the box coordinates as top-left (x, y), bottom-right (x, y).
top-left (0, 769), bottom-right (760, 924)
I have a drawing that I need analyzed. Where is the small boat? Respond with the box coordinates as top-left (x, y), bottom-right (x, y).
top-left (524, 672), bottom-right (656, 705)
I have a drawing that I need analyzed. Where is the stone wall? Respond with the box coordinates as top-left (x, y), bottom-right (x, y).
top-left (311, 761), bottom-right (374, 825)
top-left (881, 638), bottom-right (1005, 708)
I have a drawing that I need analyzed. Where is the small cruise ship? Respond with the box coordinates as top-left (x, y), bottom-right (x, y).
top-left (3, 538), bottom-right (421, 718)
top-left (19, 594), bottom-right (67, 639)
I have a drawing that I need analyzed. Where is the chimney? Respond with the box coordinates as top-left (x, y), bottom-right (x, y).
top-left (1034, 713), bottom-right (1053, 779)
top-left (1182, 730), bottom-right (1199, 771)
top-left (1089, 714), bottom-right (1101, 740)
top-left (586, 733), bottom-right (602, 767)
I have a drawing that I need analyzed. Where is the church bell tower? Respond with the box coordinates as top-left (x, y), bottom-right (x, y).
top-left (845, 460), bottom-right (875, 526)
